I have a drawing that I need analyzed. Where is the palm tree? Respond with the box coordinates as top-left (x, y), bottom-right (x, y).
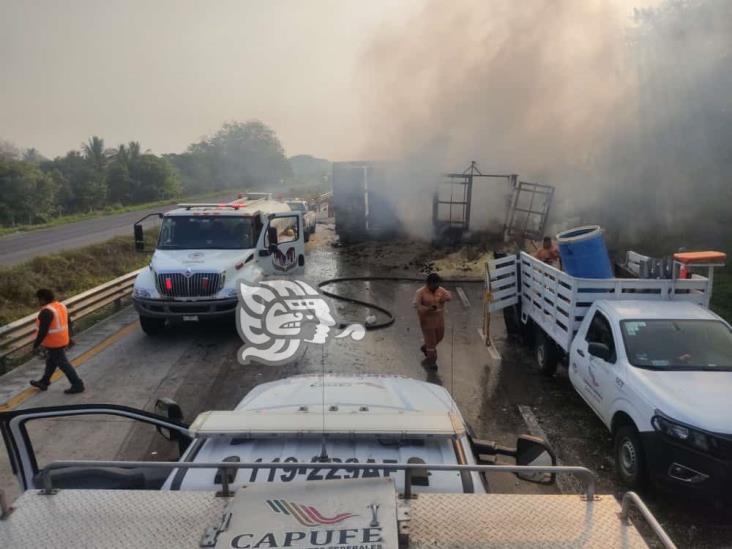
top-left (82, 136), bottom-right (107, 170)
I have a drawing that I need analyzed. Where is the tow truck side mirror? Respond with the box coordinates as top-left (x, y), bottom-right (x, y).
top-left (515, 435), bottom-right (556, 485)
top-left (155, 398), bottom-right (189, 456)
top-left (134, 224), bottom-right (145, 252)
top-left (267, 226), bottom-right (278, 252)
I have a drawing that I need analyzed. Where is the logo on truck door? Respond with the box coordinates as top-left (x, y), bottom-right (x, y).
top-left (236, 280), bottom-right (365, 366)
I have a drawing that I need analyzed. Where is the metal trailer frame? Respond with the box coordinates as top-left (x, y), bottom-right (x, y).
top-left (505, 180), bottom-right (555, 241)
top-left (433, 162), bottom-right (518, 238)
top-left (487, 252), bottom-right (713, 353)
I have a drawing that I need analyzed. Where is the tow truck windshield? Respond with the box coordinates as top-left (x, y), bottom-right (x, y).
top-left (621, 319), bottom-right (732, 370)
top-left (157, 216), bottom-right (256, 250)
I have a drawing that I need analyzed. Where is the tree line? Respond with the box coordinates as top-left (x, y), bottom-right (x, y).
top-left (0, 120), bottom-right (293, 228)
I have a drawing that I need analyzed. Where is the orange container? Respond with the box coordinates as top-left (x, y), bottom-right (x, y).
top-left (672, 251), bottom-right (726, 265)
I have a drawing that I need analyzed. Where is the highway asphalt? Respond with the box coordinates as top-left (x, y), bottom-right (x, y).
top-left (0, 228), bottom-right (728, 546)
top-left (0, 192), bottom-right (241, 267)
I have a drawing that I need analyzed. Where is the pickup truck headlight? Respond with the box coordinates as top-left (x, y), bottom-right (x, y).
top-left (133, 287), bottom-right (152, 299)
top-left (652, 415), bottom-right (711, 452)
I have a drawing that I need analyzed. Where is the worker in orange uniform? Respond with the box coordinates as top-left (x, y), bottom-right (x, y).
top-left (535, 236), bottom-right (560, 265)
top-left (413, 273), bottom-right (452, 368)
top-left (29, 289), bottom-right (85, 394)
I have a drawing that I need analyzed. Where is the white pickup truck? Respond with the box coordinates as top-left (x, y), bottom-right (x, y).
top-left (0, 374), bottom-right (674, 548)
top-left (131, 195), bottom-right (306, 334)
top-left (488, 252), bottom-right (732, 496)
top-left (286, 200), bottom-right (317, 241)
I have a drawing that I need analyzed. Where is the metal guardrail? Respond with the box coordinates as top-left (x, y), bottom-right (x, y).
top-left (0, 268), bottom-right (143, 361)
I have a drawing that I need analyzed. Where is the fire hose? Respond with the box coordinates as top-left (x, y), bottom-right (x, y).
top-left (317, 276), bottom-right (483, 331)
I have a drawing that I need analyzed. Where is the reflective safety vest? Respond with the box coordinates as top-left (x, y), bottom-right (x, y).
top-left (35, 301), bottom-right (70, 348)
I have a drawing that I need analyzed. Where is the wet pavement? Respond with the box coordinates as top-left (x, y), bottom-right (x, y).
top-left (1, 223), bottom-right (730, 546)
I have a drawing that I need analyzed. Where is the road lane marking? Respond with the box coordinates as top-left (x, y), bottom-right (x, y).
top-left (517, 404), bottom-right (582, 495)
top-left (0, 321), bottom-right (139, 411)
top-left (456, 287), bottom-right (470, 308)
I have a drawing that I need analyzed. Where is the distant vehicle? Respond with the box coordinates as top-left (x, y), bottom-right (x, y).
top-left (489, 251), bottom-right (732, 496)
top-left (131, 194), bottom-right (306, 334)
top-left (286, 200), bottom-right (317, 241)
top-left (0, 374), bottom-right (675, 548)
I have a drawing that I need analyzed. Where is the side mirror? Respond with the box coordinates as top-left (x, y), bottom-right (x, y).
top-left (155, 398), bottom-right (188, 455)
top-left (588, 342), bottom-right (611, 361)
top-left (515, 435), bottom-right (556, 485)
top-left (267, 226), bottom-right (278, 247)
top-left (134, 224), bottom-right (145, 252)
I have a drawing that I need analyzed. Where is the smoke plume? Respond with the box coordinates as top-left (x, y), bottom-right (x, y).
top-left (358, 0), bottom-right (732, 250)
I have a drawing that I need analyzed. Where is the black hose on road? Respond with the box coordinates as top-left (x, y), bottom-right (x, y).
top-left (317, 275), bottom-right (483, 331)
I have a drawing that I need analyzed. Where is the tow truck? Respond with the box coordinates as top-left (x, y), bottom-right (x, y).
top-left (487, 250), bottom-right (732, 495)
top-left (131, 193), bottom-right (307, 334)
top-left (0, 374), bottom-right (675, 547)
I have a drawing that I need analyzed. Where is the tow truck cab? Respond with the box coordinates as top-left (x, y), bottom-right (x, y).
top-left (131, 195), bottom-right (306, 334)
top-left (1, 375), bottom-right (555, 494)
top-left (568, 300), bottom-right (732, 495)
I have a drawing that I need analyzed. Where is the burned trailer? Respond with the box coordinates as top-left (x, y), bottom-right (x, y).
top-left (433, 161), bottom-right (555, 245)
top-left (331, 161), bottom-right (402, 243)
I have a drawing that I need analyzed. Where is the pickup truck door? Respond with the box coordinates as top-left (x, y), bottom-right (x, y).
top-left (258, 212), bottom-right (305, 276)
top-left (0, 404), bottom-right (190, 491)
top-left (572, 310), bottom-right (619, 423)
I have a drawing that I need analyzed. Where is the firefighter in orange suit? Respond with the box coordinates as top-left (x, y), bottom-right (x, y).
top-left (29, 289), bottom-right (85, 394)
top-left (413, 273), bottom-right (452, 368)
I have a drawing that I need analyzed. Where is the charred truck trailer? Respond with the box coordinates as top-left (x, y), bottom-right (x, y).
top-left (331, 161), bottom-right (554, 244)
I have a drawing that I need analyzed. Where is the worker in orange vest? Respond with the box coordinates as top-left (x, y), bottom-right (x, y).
top-left (413, 273), bottom-right (453, 368)
top-left (29, 289), bottom-right (85, 394)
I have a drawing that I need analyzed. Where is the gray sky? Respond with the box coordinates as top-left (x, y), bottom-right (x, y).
top-left (0, 0), bottom-right (420, 160)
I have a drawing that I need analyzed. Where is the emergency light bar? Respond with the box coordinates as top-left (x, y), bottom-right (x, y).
top-left (189, 410), bottom-right (465, 439)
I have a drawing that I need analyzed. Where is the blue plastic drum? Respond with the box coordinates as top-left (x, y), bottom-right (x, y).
top-left (556, 225), bottom-right (613, 279)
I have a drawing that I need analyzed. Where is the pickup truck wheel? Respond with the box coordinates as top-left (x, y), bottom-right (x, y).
top-left (535, 332), bottom-right (559, 376)
top-left (139, 316), bottom-right (165, 336)
top-left (614, 425), bottom-right (647, 488)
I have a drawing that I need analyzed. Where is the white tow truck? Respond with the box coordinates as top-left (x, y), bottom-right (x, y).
top-left (0, 374), bottom-right (675, 547)
top-left (487, 251), bottom-right (732, 496)
top-left (286, 199), bottom-right (317, 241)
top-left (131, 194), bottom-right (307, 334)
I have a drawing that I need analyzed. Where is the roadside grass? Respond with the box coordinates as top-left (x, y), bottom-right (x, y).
top-left (0, 234), bottom-right (154, 325)
top-left (710, 267), bottom-right (732, 324)
top-left (0, 189), bottom-right (236, 237)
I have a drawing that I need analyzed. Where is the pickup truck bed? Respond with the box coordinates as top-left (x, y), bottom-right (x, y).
top-left (488, 252), bottom-right (713, 352)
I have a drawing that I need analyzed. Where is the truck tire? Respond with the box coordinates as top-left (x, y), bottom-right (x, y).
top-left (304, 229), bottom-right (311, 242)
top-left (140, 316), bottom-right (165, 336)
top-left (614, 425), bottom-right (647, 489)
top-left (535, 331), bottom-right (559, 376)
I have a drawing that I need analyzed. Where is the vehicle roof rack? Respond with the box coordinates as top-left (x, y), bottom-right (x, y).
top-left (189, 410), bottom-right (465, 439)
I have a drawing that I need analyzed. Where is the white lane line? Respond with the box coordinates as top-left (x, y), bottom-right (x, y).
top-left (456, 287), bottom-right (470, 308)
top-left (477, 329), bottom-right (502, 361)
top-left (517, 404), bottom-right (583, 495)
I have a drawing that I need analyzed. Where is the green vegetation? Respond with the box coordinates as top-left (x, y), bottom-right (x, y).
top-left (0, 235), bottom-right (154, 325)
top-left (1, 120), bottom-right (305, 231)
top-left (710, 268), bottom-right (732, 324)
top-left (0, 189), bottom-right (235, 237)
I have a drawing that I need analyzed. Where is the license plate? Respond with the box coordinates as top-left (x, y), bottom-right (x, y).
top-left (182, 315), bottom-right (199, 322)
